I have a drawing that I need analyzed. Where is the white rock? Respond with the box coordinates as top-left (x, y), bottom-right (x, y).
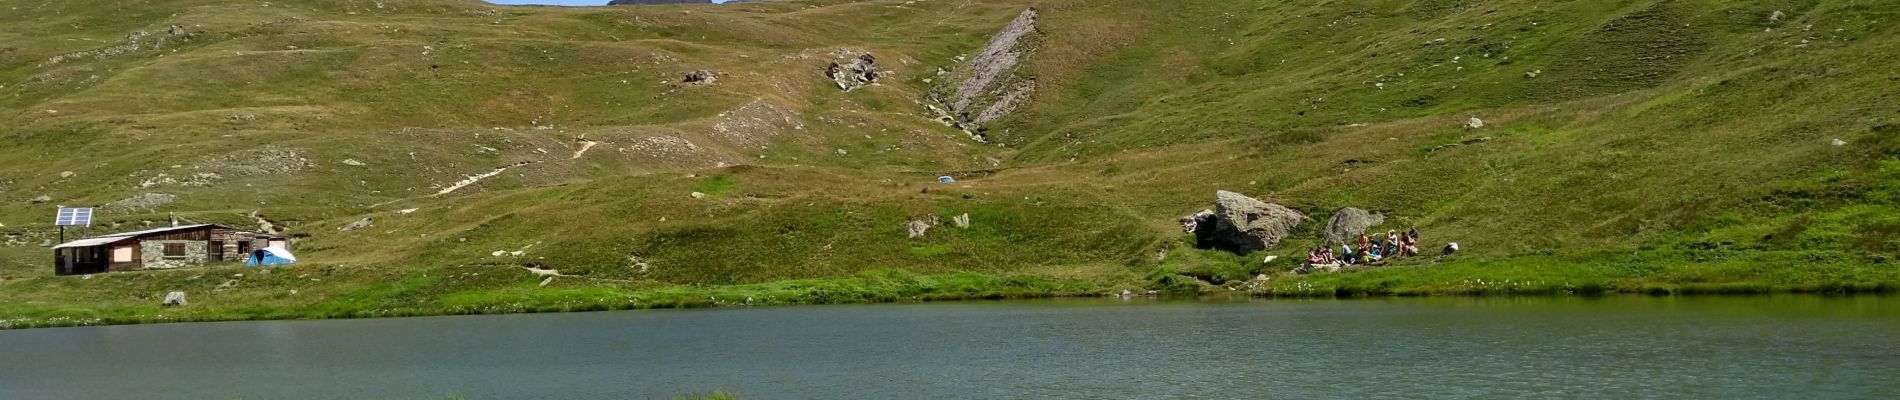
top-left (342, 159), bottom-right (367, 166)
top-left (1831, 138), bottom-right (1847, 146)
top-left (1464, 117), bottom-right (1485, 130)
top-left (690, 192), bottom-right (708, 199)
top-left (906, 219), bottom-right (932, 238)
top-left (162, 291), bottom-right (187, 307)
top-left (59, 171), bottom-right (75, 179)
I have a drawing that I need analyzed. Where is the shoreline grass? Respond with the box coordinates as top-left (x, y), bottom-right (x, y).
top-left (3, 257), bottom-right (1896, 330)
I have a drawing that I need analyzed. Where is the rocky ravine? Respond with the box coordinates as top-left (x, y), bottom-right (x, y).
top-left (930, 8), bottom-right (1040, 142)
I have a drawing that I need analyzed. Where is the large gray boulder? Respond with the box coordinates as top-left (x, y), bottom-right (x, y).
top-left (1324, 207), bottom-right (1385, 245)
top-left (1193, 191), bottom-right (1304, 255)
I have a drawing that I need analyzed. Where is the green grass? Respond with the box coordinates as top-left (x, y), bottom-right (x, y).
top-left (1, 0), bottom-right (1898, 327)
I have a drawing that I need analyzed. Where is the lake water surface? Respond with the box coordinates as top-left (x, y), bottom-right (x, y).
top-left (2, 296), bottom-right (1897, 399)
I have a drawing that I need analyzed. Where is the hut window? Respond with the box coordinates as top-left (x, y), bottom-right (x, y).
top-left (163, 243), bottom-right (187, 258)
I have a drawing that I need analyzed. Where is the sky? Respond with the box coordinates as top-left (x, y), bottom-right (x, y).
top-left (484, 0), bottom-right (728, 5)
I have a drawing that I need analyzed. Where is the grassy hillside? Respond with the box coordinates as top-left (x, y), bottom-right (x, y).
top-left (1, 0), bottom-right (1897, 327)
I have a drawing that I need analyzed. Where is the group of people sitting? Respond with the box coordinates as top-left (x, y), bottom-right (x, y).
top-left (1305, 228), bottom-right (1422, 268)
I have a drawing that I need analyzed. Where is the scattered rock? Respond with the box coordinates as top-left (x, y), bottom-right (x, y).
top-left (40, 239), bottom-right (53, 247)
top-left (539, 276), bottom-right (555, 287)
top-left (952, 213), bottom-right (971, 229)
top-left (29, 195), bottom-right (52, 204)
top-left (1443, 242), bottom-right (1461, 257)
top-left (338, 217), bottom-right (374, 232)
top-left (215, 280), bottom-right (238, 291)
top-left (826, 53), bottom-right (879, 91)
top-left (105, 193), bottom-right (176, 211)
top-left (1464, 117), bottom-right (1485, 130)
top-left (1831, 138), bottom-right (1847, 146)
top-left (1525, 69), bottom-right (1541, 78)
top-left (906, 219), bottom-right (932, 239)
top-left (342, 159), bottom-right (367, 166)
top-left (58, 171), bottom-right (75, 179)
top-left (1190, 191), bottom-right (1305, 255)
top-left (162, 291), bottom-right (187, 307)
top-left (690, 192), bottom-right (708, 199)
top-left (1425, 38), bottom-right (1448, 46)
top-left (1769, 10), bottom-right (1787, 23)
top-left (1324, 207), bottom-right (1386, 245)
top-left (682, 69), bottom-right (717, 85)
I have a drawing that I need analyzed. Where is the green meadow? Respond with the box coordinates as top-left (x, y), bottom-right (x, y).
top-left (1, 0), bottom-right (1897, 328)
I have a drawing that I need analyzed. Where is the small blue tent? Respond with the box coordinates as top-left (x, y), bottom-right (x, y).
top-left (246, 247), bottom-right (298, 267)
top-left (937, 176), bottom-right (956, 183)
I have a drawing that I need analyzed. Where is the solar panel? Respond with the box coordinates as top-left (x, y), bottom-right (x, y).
top-left (55, 207), bottom-right (93, 227)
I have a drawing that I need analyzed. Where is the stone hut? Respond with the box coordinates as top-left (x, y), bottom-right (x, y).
top-left (50, 224), bottom-right (286, 275)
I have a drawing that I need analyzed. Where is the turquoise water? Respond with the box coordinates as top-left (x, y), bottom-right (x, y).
top-left (1, 296), bottom-right (1897, 399)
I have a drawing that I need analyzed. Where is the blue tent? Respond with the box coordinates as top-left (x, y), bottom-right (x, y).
top-left (937, 176), bottom-right (956, 183)
top-left (245, 247), bottom-right (298, 267)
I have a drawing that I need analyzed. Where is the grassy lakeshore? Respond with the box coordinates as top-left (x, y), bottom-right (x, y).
top-left (4, 252), bottom-right (1897, 329)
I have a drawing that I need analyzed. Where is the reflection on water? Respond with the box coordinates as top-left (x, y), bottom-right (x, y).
top-left (1, 295), bottom-right (1897, 399)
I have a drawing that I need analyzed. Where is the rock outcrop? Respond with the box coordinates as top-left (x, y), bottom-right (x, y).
top-left (1324, 207), bottom-right (1385, 245)
top-left (930, 8), bottom-right (1041, 142)
top-left (826, 53), bottom-right (879, 91)
top-left (1190, 191), bottom-right (1305, 255)
top-left (683, 69), bottom-right (716, 85)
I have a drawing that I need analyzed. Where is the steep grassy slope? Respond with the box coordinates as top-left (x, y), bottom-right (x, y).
top-left (1, 0), bottom-right (1897, 327)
